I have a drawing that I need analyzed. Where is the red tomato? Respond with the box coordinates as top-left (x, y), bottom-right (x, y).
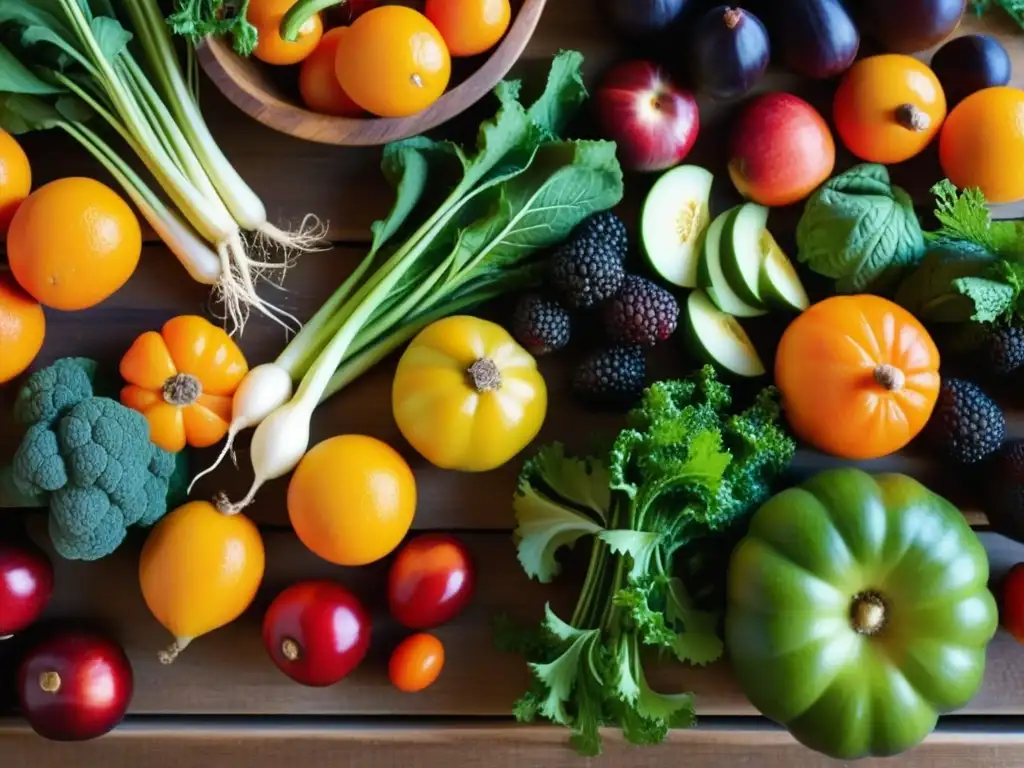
top-left (388, 534), bottom-right (475, 629)
top-left (262, 580), bottom-right (371, 687)
top-left (298, 27), bottom-right (364, 117)
top-left (1002, 564), bottom-right (1024, 645)
top-left (389, 633), bottom-right (444, 693)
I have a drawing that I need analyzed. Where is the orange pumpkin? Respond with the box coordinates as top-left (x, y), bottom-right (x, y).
top-left (119, 316), bottom-right (248, 453)
top-left (774, 295), bottom-right (940, 460)
top-left (833, 55), bottom-right (947, 164)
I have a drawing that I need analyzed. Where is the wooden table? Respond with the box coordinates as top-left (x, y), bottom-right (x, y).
top-left (3, 4), bottom-right (1024, 767)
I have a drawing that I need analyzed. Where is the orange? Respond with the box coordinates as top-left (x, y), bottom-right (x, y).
top-left (7, 178), bottom-right (141, 311)
top-left (940, 86), bottom-right (1024, 205)
top-left (833, 55), bottom-right (947, 164)
top-left (298, 27), bottom-right (364, 116)
top-left (0, 272), bottom-right (45, 384)
top-left (0, 129), bottom-right (31, 234)
top-left (288, 434), bottom-right (417, 566)
top-left (250, 0), bottom-right (323, 65)
top-left (335, 6), bottom-right (451, 118)
top-left (425, 0), bottom-right (511, 57)
top-left (140, 501), bottom-right (266, 663)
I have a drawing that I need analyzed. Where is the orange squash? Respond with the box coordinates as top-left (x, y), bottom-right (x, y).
top-left (119, 315), bottom-right (248, 453)
top-left (774, 295), bottom-right (940, 460)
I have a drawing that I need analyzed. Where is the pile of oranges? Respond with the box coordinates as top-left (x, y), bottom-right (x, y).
top-left (247, 0), bottom-right (513, 118)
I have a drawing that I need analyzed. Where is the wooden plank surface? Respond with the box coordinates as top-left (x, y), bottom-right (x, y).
top-left (4, 722), bottom-right (1024, 768)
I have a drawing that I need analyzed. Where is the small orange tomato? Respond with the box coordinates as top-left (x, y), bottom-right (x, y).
top-left (774, 295), bottom-right (941, 461)
top-left (298, 27), bottom-right (364, 117)
top-left (250, 0), bottom-right (323, 66)
top-left (425, 0), bottom-right (511, 57)
top-left (336, 6), bottom-right (451, 118)
top-left (389, 633), bottom-right (445, 693)
top-left (119, 315), bottom-right (249, 453)
top-left (833, 54), bottom-right (947, 164)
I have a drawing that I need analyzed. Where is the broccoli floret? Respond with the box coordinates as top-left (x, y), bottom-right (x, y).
top-left (13, 358), bottom-right (97, 427)
top-left (2, 359), bottom-right (184, 561)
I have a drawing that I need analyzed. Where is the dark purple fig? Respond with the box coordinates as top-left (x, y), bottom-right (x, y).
top-left (596, 0), bottom-right (693, 42)
top-left (765, 0), bottom-right (859, 79)
top-left (931, 33), bottom-right (1012, 107)
top-left (853, 0), bottom-right (967, 54)
top-left (689, 6), bottom-right (770, 100)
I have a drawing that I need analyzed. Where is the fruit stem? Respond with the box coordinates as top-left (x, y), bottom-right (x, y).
top-left (38, 671), bottom-right (61, 693)
top-left (873, 364), bottom-right (905, 392)
top-left (723, 7), bottom-right (743, 28)
top-left (895, 103), bottom-right (931, 132)
top-left (163, 373), bottom-right (203, 406)
top-left (158, 636), bottom-right (192, 664)
top-left (281, 638), bottom-right (301, 661)
top-left (467, 358), bottom-right (502, 393)
top-left (850, 593), bottom-right (887, 635)
top-left (214, 491), bottom-right (241, 517)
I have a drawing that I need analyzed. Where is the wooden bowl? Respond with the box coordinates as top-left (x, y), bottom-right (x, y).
top-left (197, 0), bottom-right (548, 146)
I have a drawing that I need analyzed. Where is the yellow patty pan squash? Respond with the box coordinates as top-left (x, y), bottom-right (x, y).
top-left (392, 316), bottom-right (547, 472)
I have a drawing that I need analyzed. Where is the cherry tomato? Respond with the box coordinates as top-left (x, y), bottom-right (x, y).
top-left (388, 534), bottom-right (475, 630)
top-left (262, 580), bottom-right (371, 687)
top-left (389, 633), bottom-right (444, 693)
top-left (425, 0), bottom-right (511, 58)
top-left (298, 28), bottom-right (364, 117)
top-left (250, 0), bottom-right (323, 66)
top-left (1002, 563), bottom-right (1024, 645)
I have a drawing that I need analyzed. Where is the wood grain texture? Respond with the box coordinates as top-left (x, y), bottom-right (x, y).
top-left (197, 0), bottom-right (548, 146)
top-left (3, 722), bottom-right (1024, 768)
top-left (2, 528), bottom-right (1021, 719)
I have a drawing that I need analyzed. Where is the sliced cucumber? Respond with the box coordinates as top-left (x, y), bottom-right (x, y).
top-left (758, 231), bottom-right (810, 312)
top-left (697, 208), bottom-right (767, 318)
top-left (682, 290), bottom-right (766, 378)
top-left (721, 202), bottom-right (769, 308)
top-left (641, 165), bottom-right (714, 288)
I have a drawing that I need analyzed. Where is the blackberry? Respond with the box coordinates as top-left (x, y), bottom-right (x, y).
top-left (511, 294), bottom-right (571, 356)
top-left (979, 325), bottom-right (1024, 376)
top-left (926, 378), bottom-right (1005, 465)
top-left (549, 222), bottom-right (627, 310)
top-left (984, 441), bottom-right (1024, 543)
top-left (572, 211), bottom-right (629, 262)
top-left (603, 274), bottom-right (679, 347)
top-left (572, 346), bottom-right (646, 408)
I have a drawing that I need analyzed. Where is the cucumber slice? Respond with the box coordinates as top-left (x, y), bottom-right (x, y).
top-left (697, 208), bottom-right (767, 318)
top-left (641, 165), bottom-right (714, 288)
top-left (758, 231), bottom-right (810, 312)
top-left (682, 290), bottom-right (766, 378)
top-left (721, 202), bottom-right (769, 307)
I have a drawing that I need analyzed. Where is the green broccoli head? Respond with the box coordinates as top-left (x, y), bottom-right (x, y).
top-left (13, 358), bottom-right (97, 427)
top-left (9, 392), bottom-right (182, 561)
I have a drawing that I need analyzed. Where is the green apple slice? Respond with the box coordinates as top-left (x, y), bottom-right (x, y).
top-left (641, 165), bottom-right (714, 288)
top-left (682, 289), bottom-right (766, 378)
top-left (697, 208), bottom-right (767, 319)
top-left (758, 231), bottom-right (810, 312)
top-left (721, 202), bottom-right (769, 308)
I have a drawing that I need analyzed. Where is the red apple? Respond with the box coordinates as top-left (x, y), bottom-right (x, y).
top-left (388, 534), bottom-right (475, 630)
top-left (262, 580), bottom-right (371, 687)
top-left (1, 538), bottom-right (54, 638)
top-left (595, 60), bottom-right (700, 172)
top-left (18, 630), bottom-right (133, 741)
top-left (728, 92), bottom-right (836, 207)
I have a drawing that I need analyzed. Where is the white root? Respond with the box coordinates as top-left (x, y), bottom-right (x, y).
top-left (227, 232), bottom-right (302, 335)
top-left (256, 214), bottom-right (330, 257)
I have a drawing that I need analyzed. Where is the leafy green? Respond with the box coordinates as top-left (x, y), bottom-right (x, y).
top-left (166, 0), bottom-right (258, 57)
top-left (895, 180), bottom-right (1024, 326)
top-left (499, 366), bottom-right (795, 755)
top-left (973, 0), bottom-right (1024, 30)
top-left (796, 164), bottom-right (926, 293)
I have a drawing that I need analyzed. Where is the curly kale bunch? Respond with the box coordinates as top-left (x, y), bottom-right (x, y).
top-left (1, 358), bottom-right (187, 561)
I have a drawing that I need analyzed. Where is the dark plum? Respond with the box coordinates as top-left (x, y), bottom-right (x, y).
top-left (931, 34), bottom-right (1012, 107)
top-left (688, 6), bottom-right (770, 100)
top-left (764, 0), bottom-right (859, 79)
top-left (854, 0), bottom-right (966, 54)
top-left (596, 0), bottom-right (692, 42)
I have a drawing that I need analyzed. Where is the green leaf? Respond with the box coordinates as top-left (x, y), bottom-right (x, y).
top-left (954, 276), bottom-right (1017, 323)
top-left (89, 15), bottom-right (132, 63)
top-left (0, 42), bottom-right (62, 94)
top-left (0, 93), bottom-right (64, 134)
top-left (528, 625), bottom-right (599, 726)
top-left (521, 443), bottom-right (610, 521)
top-left (599, 530), bottom-right (662, 582)
top-left (541, 603), bottom-right (588, 642)
top-left (166, 0), bottom-right (259, 58)
top-left (894, 245), bottom-right (998, 323)
top-left (664, 578), bottom-right (724, 666)
top-left (526, 49), bottom-right (588, 139)
top-left (371, 138), bottom-right (437, 254)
